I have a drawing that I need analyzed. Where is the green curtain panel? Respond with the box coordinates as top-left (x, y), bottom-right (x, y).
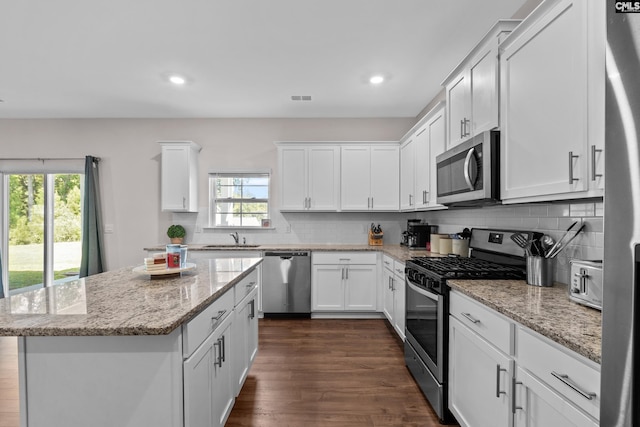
top-left (80, 156), bottom-right (105, 277)
top-left (0, 249), bottom-right (4, 298)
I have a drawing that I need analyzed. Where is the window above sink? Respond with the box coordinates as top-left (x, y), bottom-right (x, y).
top-left (208, 171), bottom-right (271, 229)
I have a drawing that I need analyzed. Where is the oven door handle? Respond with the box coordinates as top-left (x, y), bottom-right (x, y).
top-left (407, 281), bottom-right (439, 302)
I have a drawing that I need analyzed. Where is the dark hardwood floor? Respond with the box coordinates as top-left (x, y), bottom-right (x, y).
top-left (0, 319), bottom-right (445, 427)
top-left (227, 318), bottom-right (443, 427)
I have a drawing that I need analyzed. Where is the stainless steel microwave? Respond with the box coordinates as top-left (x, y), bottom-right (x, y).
top-left (435, 130), bottom-right (500, 206)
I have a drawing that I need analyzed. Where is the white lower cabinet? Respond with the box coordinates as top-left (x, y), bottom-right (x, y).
top-left (449, 315), bottom-right (514, 427)
top-left (382, 255), bottom-right (405, 339)
top-left (183, 270), bottom-right (260, 427)
top-left (184, 313), bottom-right (234, 427)
top-left (312, 252), bottom-right (377, 313)
top-left (449, 291), bottom-right (600, 427)
top-left (233, 285), bottom-right (258, 396)
top-left (514, 367), bottom-right (598, 427)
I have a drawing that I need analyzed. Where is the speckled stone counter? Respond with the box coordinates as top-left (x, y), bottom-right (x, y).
top-left (144, 243), bottom-right (442, 264)
top-left (0, 257), bottom-right (262, 336)
top-left (448, 279), bottom-right (602, 364)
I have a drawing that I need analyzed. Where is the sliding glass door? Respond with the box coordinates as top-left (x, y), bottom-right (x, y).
top-left (6, 173), bottom-right (82, 294)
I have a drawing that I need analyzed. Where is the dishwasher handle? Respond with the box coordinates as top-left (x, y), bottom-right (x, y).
top-left (264, 251), bottom-right (309, 257)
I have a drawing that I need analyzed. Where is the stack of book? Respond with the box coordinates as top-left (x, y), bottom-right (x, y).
top-left (144, 253), bottom-right (167, 272)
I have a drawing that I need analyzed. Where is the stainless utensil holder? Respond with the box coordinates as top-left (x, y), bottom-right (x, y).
top-left (526, 256), bottom-right (554, 287)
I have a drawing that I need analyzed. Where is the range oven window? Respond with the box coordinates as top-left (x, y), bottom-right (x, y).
top-left (406, 281), bottom-right (443, 375)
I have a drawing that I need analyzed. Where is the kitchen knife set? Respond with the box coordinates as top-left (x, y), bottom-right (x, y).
top-left (510, 221), bottom-right (585, 259)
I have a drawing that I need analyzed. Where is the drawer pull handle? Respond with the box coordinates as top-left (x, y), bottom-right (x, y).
top-left (551, 371), bottom-right (597, 400)
top-left (211, 310), bottom-right (227, 326)
top-left (461, 312), bottom-right (480, 324)
top-left (496, 365), bottom-right (507, 398)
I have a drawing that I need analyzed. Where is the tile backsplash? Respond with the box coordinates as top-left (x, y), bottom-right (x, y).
top-left (170, 200), bottom-right (604, 286)
top-left (415, 201), bottom-right (604, 285)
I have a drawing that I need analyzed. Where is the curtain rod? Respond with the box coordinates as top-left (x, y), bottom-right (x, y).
top-left (1, 157), bottom-right (100, 162)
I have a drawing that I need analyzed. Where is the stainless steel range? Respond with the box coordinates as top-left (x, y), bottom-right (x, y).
top-left (404, 228), bottom-right (531, 424)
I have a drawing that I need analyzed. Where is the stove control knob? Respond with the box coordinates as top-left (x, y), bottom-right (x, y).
top-left (417, 273), bottom-right (427, 286)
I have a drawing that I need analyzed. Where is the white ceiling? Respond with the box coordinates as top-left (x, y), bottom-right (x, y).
top-left (0, 0), bottom-right (528, 119)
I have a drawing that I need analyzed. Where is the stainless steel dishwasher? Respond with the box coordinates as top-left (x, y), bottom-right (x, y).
top-left (262, 251), bottom-right (311, 317)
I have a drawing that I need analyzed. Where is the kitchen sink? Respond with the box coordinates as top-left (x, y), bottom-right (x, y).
top-left (202, 244), bottom-right (260, 248)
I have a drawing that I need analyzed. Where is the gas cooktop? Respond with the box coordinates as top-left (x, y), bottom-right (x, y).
top-left (407, 256), bottom-right (526, 280)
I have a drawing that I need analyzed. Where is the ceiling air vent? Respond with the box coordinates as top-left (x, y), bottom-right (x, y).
top-left (291, 95), bottom-right (312, 101)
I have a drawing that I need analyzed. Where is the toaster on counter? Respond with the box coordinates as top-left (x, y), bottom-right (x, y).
top-left (569, 259), bottom-right (603, 311)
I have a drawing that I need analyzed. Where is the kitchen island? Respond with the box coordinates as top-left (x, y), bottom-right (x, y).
top-left (0, 256), bottom-right (262, 427)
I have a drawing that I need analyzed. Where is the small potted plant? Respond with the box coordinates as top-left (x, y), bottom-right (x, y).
top-left (167, 224), bottom-right (186, 244)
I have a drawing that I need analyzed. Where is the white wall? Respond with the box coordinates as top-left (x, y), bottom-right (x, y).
top-left (0, 118), bottom-right (416, 269)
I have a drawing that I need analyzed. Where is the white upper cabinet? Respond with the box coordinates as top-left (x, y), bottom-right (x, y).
top-left (159, 141), bottom-right (201, 212)
top-left (399, 102), bottom-right (447, 212)
top-left (416, 103), bottom-right (447, 210)
top-left (277, 144), bottom-right (340, 211)
top-left (500, 0), bottom-right (604, 203)
top-left (442, 20), bottom-right (521, 149)
top-left (399, 139), bottom-right (415, 210)
top-left (341, 144), bottom-right (399, 211)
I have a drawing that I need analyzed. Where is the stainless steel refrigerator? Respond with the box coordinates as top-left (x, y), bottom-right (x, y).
top-left (602, 4), bottom-right (640, 426)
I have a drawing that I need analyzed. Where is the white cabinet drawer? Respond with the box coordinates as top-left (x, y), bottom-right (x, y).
top-left (183, 290), bottom-right (234, 358)
top-left (234, 269), bottom-right (258, 306)
top-left (312, 251), bottom-right (377, 265)
top-left (393, 260), bottom-right (405, 280)
top-left (517, 327), bottom-right (600, 420)
top-left (382, 254), bottom-right (394, 271)
top-left (449, 291), bottom-right (513, 355)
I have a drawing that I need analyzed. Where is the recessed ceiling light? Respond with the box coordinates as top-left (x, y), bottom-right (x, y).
top-left (369, 75), bottom-right (385, 85)
top-left (169, 75), bottom-right (186, 85)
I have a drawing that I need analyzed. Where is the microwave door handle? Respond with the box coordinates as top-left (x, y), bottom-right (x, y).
top-left (463, 147), bottom-right (476, 190)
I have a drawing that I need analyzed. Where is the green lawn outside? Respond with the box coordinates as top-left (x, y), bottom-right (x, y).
top-left (8, 241), bottom-right (81, 290)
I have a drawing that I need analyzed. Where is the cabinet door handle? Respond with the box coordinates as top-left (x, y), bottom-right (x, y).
top-left (460, 119), bottom-right (464, 139)
top-left (551, 371), bottom-right (597, 400)
top-left (249, 299), bottom-right (255, 319)
top-left (388, 277), bottom-right (392, 289)
top-left (568, 151), bottom-right (579, 184)
top-left (512, 377), bottom-right (523, 414)
top-left (409, 194), bottom-right (413, 206)
top-left (464, 118), bottom-right (471, 137)
top-left (341, 267), bottom-right (345, 280)
top-left (345, 267), bottom-right (349, 280)
top-left (183, 197), bottom-right (186, 209)
top-left (220, 335), bottom-right (226, 363)
top-left (461, 312), bottom-right (480, 324)
top-left (214, 340), bottom-right (223, 368)
top-left (591, 145), bottom-right (603, 181)
top-left (496, 365), bottom-right (507, 398)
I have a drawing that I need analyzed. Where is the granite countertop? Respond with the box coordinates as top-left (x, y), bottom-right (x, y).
top-left (0, 257), bottom-right (262, 337)
top-left (144, 243), bottom-right (442, 264)
top-left (448, 279), bottom-right (602, 364)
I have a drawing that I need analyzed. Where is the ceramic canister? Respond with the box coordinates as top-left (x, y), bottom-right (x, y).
top-left (439, 237), bottom-right (453, 255)
top-left (430, 234), bottom-right (447, 253)
top-left (452, 239), bottom-right (470, 257)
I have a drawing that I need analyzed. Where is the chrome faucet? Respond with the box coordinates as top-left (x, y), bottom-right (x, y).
top-left (230, 232), bottom-right (239, 245)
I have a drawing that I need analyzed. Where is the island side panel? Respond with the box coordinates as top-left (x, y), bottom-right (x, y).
top-left (20, 329), bottom-right (183, 427)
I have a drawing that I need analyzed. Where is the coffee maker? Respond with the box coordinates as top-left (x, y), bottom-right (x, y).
top-left (402, 220), bottom-right (433, 249)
